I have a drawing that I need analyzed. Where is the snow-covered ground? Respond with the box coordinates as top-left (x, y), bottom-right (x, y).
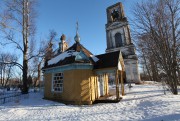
top-left (0, 83), bottom-right (180, 121)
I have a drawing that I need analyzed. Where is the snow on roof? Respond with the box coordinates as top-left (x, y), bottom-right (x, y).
top-left (48, 50), bottom-right (79, 65)
top-left (90, 55), bottom-right (99, 62)
top-left (48, 50), bottom-right (99, 66)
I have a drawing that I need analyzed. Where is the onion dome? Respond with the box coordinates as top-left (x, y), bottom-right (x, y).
top-left (60, 34), bottom-right (66, 41)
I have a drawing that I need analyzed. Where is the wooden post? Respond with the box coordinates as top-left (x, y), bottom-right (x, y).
top-left (104, 73), bottom-right (108, 95)
top-left (96, 76), bottom-right (98, 98)
top-left (103, 74), bottom-right (105, 95)
top-left (106, 73), bottom-right (109, 95)
top-left (89, 76), bottom-right (92, 101)
top-left (95, 75), bottom-right (97, 99)
top-left (115, 69), bottom-right (120, 100)
top-left (120, 70), bottom-right (125, 96)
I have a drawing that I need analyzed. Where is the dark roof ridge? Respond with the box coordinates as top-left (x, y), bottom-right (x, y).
top-left (94, 51), bottom-right (120, 69)
top-left (95, 50), bottom-right (120, 57)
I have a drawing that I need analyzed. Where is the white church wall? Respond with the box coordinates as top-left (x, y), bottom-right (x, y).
top-left (111, 28), bottom-right (125, 46)
top-left (123, 26), bottom-right (130, 45)
top-left (124, 59), bottom-right (140, 83)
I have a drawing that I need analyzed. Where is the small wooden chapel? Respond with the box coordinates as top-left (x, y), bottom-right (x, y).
top-left (42, 2), bottom-right (140, 105)
top-left (42, 30), bottom-right (125, 104)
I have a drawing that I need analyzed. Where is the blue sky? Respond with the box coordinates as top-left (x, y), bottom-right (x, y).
top-left (37, 0), bottom-right (139, 55)
top-left (0, 0), bottom-right (141, 67)
top-left (0, 0), bottom-right (142, 76)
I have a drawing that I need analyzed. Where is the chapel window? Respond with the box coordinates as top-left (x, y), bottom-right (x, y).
top-left (52, 72), bottom-right (63, 92)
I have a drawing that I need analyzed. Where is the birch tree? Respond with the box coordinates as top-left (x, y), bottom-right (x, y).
top-left (0, 0), bottom-right (37, 93)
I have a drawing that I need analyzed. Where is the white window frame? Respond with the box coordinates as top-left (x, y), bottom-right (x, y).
top-left (52, 72), bottom-right (63, 93)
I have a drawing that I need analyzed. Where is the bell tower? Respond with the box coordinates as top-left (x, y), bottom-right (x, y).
top-left (107, 2), bottom-right (125, 24)
top-left (106, 2), bottom-right (132, 52)
top-left (106, 2), bottom-right (141, 83)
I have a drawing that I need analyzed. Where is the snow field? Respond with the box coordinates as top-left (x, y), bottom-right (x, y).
top-left (0, 83), bottom-right (180, 121)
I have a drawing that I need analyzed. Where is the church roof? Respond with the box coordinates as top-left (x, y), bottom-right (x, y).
top-left (94, 51), bottom-right (120, 69)
top-left (43, 43), bottom-right (121, 70)
top-left (66, 42), bottom-right (93, 57)
top-left (43, 42), bottom-right (98, 69)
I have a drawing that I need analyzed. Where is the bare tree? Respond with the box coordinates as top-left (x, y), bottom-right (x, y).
top-left (28, 30), bottom-right (57, 88)
top-left (37, 30), bottom-right (57, 82)
top-left (137, 35), bottom-right (160, 82)
top-left (0, 53), bottom-right (17, 87)
top-left (0, 0), bottom-right (37, 93)
top-left (43, 30), bottom-right (57, 66)
top-left (133, 0), bottom-right (180, 94)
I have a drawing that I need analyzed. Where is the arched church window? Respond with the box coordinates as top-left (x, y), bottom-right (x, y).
top-left (115, 33), bottom-right (123, 47)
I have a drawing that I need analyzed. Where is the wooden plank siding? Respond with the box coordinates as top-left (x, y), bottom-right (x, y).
top-left (44, 69), bottom-right (96, 105)
top-left (43, 67), bottom-right (124, 105)
top-left (44, 73), bottom-right (53, 99)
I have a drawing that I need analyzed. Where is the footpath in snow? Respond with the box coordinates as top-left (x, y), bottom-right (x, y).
top-left (0, 83), bottom-right (180, 121)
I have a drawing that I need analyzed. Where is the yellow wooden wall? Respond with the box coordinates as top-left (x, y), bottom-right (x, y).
top-left (44, 73), bottom-right (52, 99)
top-left (44, 69), bottom-right (110, 104)
top-left (44, 69), bottom-right (96, 104)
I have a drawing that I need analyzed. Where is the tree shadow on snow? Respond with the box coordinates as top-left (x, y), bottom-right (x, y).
top-left (144, 114), bottom-right (180, 121)
top-left (122, 94), bottom-right (163, 102)
top-left (126, 89), bottom-right (165, 95)
top-left (0, 92), bottom-right (66, 109)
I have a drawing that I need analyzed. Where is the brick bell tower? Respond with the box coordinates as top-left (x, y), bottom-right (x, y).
top-left (106, 2), bottom-right (141, 83)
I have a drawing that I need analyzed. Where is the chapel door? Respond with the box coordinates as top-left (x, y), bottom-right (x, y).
top-left (98, 75), bottom-right (104, 97)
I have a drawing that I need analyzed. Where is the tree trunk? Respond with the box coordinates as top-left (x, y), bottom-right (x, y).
top-left (22, 59), bottom-right (28, 94)
top-left (22, 0), bottom-right (29, 94)
top-left (142, 49), bottom-right (153, 81)
top-left (37, 63), bottom-right (41, 85)
top-left (172, 68), bottom-right (178, 95)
